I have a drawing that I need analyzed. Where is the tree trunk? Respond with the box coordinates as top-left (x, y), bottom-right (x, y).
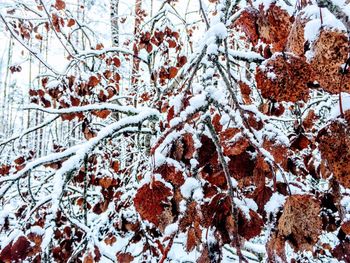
top-left (110, 0), bottom-right (120, 47)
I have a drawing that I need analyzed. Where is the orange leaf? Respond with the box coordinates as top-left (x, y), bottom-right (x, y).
top-left (92, 110), bottom-right (111, 119)
top-left (67, 18), bottom-right (75, 27)
top-left (168, 67), bottom-right (178, 79)
top-left (99, 177), bottom-right (113, 189)
top-left (111, 160), bottom-right (119, 173)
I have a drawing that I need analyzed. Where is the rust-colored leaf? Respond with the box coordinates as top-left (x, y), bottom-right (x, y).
top-left (87, 76), bottom-right (100, 87)
top-left (278, 195), bottom-right (321, 251)
top-left (134, 181), bottom-right (173, 227)
top-left (67, 18), bottom-right (75, 27)
top-left (55, 0), bottom-right (66, 10)
top-left (168, 67), bottom-right (178, 79)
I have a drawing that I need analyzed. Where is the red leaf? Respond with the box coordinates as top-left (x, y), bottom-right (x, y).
top-left (113, 57), bottom-right (121, 67)
top-left (14, 156), bottom-right (25, 165)
top-left (11, 236), bottom-right (31, 261)
top-left (167, 106), bottom-right (175, 124)
top-left (134, 181), bottom-right (172, 226)
top-left (111, 160), bottom-right (119, 173)
top-left (55, 0), bottom-right (66, 10)
top-left (87, 76), bottom-right (100, 87)
top-left (238, 210), bottom-right (264, 240)
top-left (67, 18), bottom-right (75, 27)
top-left (155, 164), bottom-right (184, 187)
top-left (176, 56), bottom-right (187, 67)
top-left (251, 185), bottom-right (273, 216)
top-left (0, 164), bottom-right (11, 175)
top-left (0, 242), bottom-right (12, 262)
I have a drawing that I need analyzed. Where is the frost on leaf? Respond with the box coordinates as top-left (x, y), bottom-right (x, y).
top-left (256, 53), bottom-right (313, 102)
top-left (0, 236), bottom-right (31, 262)
top-left (134, 181), bottom-right (173, 229)
top-left (237, 210), bottom-right (263, 240)
top-left (251, 185), bottom-right (273, 216)
top-left (234, 7), bottom-right (260, 46)
top-left (277, 195), bottom-right (321, 251)
top-left (169, 133), bottom-right (195, 162)
top-left (256, 3), bottom-right (292, 52)
top-left (318, 111), bottom-right (350, 187)
top-left (332, 241), bottom-right (350, 262)
top-left (220, 128), bottom-right (249, 156)
top-left (235, 4), bottom-right (292, 52)
top-left (309, 30), bottom-right (350, 94)
top-left (155, 164), bottom-right (184, 187)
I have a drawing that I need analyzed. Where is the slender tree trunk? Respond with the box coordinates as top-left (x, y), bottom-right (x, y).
top-left (3, 37), bottom-right (13, 138)
top-left (132, 0), bottom-right (142, 87)
top-left (110, 0), bottom-right (120, 47)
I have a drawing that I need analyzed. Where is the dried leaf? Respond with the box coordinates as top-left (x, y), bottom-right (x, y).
top-left (256, 53), bottom-right (313, 102)
top-left (278, 195), bottom-right (321, 251)
top-left (55, 0), bottom-right (66, 10)
top-left (134, 181), bottom-right (173, 227)
top-left (168, 67), bottom-right (178, 79)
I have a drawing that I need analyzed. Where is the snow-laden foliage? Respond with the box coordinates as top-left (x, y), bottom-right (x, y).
top-left (0, 0), bottom-right (350, 262)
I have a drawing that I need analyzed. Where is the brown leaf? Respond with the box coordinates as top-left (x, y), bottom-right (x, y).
top-left (257, 3), bottom-right (292, 52)
top-left (51, 14), bottom-right (61, 32)
top-left (87, 76), bottom-right (100, 87)
top-left (256, 53), bottom-right (313, 102)
top-left (309, 30), bottom-right (350, 94)
top-left (111, 160), bottom-right (119, 173)
top-left (176, 56), bottom-right (187, 67)
top-left (112, 57), bottom-right (121, 67)
top-left (332, 240), bottom-right (350, 262)
top-left (341, 221), bottom-right (350, 235)
top-left (55, 0), bottom-right (66, 10)
top-left (0, 164), bottom-right (11, 175)
top-left (251, 185), bottom-right (273, 216)
top-left (186, 227), bottom-right (198, 252)
top-left (234, 8), bottom-right (260, 46)
top-left (117, 252), bottom-right (134, 263)
top-left (182, 133), bottom-right (195, 160)
top-left (267, 232), bottom-right (287, 262)
top-left (104, 235), bottom-right (117, 246)
top-left (238, 210), bottom-right (264, 240)
top-left (278, 195), bottom-right (321, 251)
top-left (302, 110), bottom-right (317, 131)
top-left (290, 133), bottom-right (310, 151)
top-left (318, 113), bottom-right (350, 187)
top-left (155, 164), bottom-right (184, 187)
top-left (134, 181), bottom-right (173, 227)
top-left (67, 18), bottom-right (75, 27)
top-left (82, 120), bottom-right (97, 140)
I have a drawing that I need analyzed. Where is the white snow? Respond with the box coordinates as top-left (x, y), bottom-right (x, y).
top-left (264, 192), bottom-right (286, 215)
top-left (180, 177), bottom-right (201, 199)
